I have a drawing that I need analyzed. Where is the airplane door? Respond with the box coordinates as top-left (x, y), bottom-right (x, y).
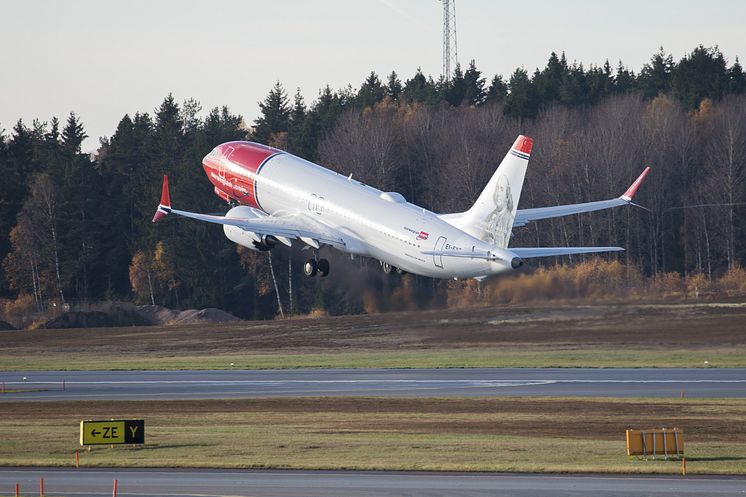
top-left (433, 236), bottom-right (446, 268)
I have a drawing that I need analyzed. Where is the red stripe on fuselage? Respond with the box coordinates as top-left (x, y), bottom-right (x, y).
top-left (202, 141), bottom-right (282, 209)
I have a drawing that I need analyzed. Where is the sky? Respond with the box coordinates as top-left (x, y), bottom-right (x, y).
top-left (2, 0), bottom-right (745, 152)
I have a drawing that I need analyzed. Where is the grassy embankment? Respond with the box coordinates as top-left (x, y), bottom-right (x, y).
top-left (1, 397), bottom-right (745, 474)
top-left (1, 347), bottom-right (743, 370)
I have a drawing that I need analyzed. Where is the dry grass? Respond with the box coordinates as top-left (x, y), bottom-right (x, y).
top-left (1, 397), bottom-right (745, 474)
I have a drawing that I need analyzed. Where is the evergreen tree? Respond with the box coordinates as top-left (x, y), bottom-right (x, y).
top-left (672, 45), bottom-right (729, 109)
top-left (638, 47), bottom-right (674, 98)
top-left (559, 63), bottom-right (590, 106)
top-left (288, 89), bottom-right (314, 158)
top-left (0, 124), bottom-right (10, 295)
top-left (202, 106), bottom-right (245, 147)
top-left (505, 68), bottom-right (539, 118)
top-left (463, 60), bottom-right (486, 106)
top-left (402, 68), bottom-right (438, 104)
top-left (61, 112), bottom-right (86, 155)
top-left (58, 113), bottom-right (105, 299)
top-left (356, 71), bottom-right (386, 108)
top-left (386, 71), bottom-right (402, 101)
top-left (614, 61), bottom-right (636, 93)
top-left (252, 81), bottom-right (290, 144)
top-left (586, 61), bottom-right (614, 103)
top-left (533, 51), bottom-right (568, 103)
top-left (728, 57), bottom-right (746, 94)
top-left (445, 63), bottom-right (467, 106)
top-left (485, 74), bottom-right (508, 104)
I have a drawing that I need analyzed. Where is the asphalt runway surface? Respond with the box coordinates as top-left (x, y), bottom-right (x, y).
top-left (2, 468), bottom-right (745, 497)
top-left (2, 368), bottom-right (745, 400)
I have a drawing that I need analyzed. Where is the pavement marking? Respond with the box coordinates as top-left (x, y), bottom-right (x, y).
top-left (4, 378), bottom-right (746, 385)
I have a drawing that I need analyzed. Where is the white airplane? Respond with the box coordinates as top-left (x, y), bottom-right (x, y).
top-left (153, 135), bottom-right (649, 279)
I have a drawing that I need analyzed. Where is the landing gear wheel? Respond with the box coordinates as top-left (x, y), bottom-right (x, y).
top-left (382, 262), bottom-right (397, 275)
top-left (317, 259), bottom-right (330, 277)
top-left (303, 258), bottom-right (318, 277)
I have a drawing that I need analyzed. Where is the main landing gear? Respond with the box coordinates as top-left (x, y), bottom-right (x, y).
top-left (304, 257), bottom-right (330, 277)
top-left (381, 261), bottom-right (406, 275)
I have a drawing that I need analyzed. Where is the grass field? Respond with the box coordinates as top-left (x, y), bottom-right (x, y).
top-left (1, 302), bottom-right (745, 370)
top-left (1, 397), bottom-right (745, 474)
top-left (0, 347), bottom-right (742, 371)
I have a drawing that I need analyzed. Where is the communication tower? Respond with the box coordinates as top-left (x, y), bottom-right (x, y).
top-left (441, 0), bottom-right (458, 80)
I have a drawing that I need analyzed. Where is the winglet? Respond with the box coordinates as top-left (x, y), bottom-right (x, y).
top-left (620, 167), bottom-right (651, 201)
top-left (152, 175), bottom-right (172, 223)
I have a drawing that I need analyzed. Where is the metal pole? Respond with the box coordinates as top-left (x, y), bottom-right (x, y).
top-left (112, 479), bottom-right (118, 497)
top-left (40, 477), bottom-right (44, 497)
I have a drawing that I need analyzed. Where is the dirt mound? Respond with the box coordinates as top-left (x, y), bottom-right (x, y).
top-left (171, 308), bottom-right (241, 325)
top-left (136, 305), bottom-right (181, 325)
top-left (136, 305), bottom-right (240, 325)
top-left (40, 306), bottom-right (150, 330)
top-left (0, 320), bottom-right (16, 331)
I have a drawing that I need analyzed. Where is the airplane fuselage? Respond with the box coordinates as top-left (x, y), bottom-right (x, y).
top-left (201, 141), bottom-right (511, 278)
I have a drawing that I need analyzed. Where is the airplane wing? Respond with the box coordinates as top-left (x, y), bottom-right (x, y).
top-left (152, 176), bottom-right (345, 247)
top-left (168, 208), bottom-right (345, 246)
top-left (513, 167), bottom-right (650, 228)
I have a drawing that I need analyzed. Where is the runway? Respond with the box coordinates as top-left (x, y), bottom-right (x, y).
top-left (2, 368), bottom-right (745, 400)
top-left (2, 468), bottom-right (745, 497)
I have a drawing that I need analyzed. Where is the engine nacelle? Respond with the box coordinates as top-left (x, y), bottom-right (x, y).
top-left (222, 206), bottom-right (275, 252)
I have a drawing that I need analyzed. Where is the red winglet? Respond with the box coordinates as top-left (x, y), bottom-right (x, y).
top-left (151, 175), bottom-right (171, 223)
top-left (512, 135), bottom-right (533, 155)
top-left (622, 167), bottom-right (651, 200)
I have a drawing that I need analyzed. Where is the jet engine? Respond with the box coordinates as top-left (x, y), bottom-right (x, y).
top-left (222, 206), bottom-right (275, 251)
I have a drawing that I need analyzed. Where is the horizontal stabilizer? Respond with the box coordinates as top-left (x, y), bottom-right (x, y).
top-left (512, 167), bottom-right (651, 228)
top-left (510, 247), bottom-right (623, 258)
top-left (421, 249), bottom-right (498, 260)
top-left (423, 246), bottom-right (623, 262)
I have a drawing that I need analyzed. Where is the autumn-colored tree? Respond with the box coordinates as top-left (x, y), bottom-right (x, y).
top-left (128, 241), bottom-right (179, 306)
top-left (3, 173), bottom-right (65, 307)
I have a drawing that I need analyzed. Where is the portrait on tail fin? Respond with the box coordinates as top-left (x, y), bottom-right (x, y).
top-left (483, 174), bottom-right (514, 247)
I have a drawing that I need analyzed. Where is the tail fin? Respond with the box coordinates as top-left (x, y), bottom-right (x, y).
top-left (441, 135), bottom-right (532, 248)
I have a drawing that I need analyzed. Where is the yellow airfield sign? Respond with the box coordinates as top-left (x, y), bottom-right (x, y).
top-left (80, 419), bottom-right (145, 445)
